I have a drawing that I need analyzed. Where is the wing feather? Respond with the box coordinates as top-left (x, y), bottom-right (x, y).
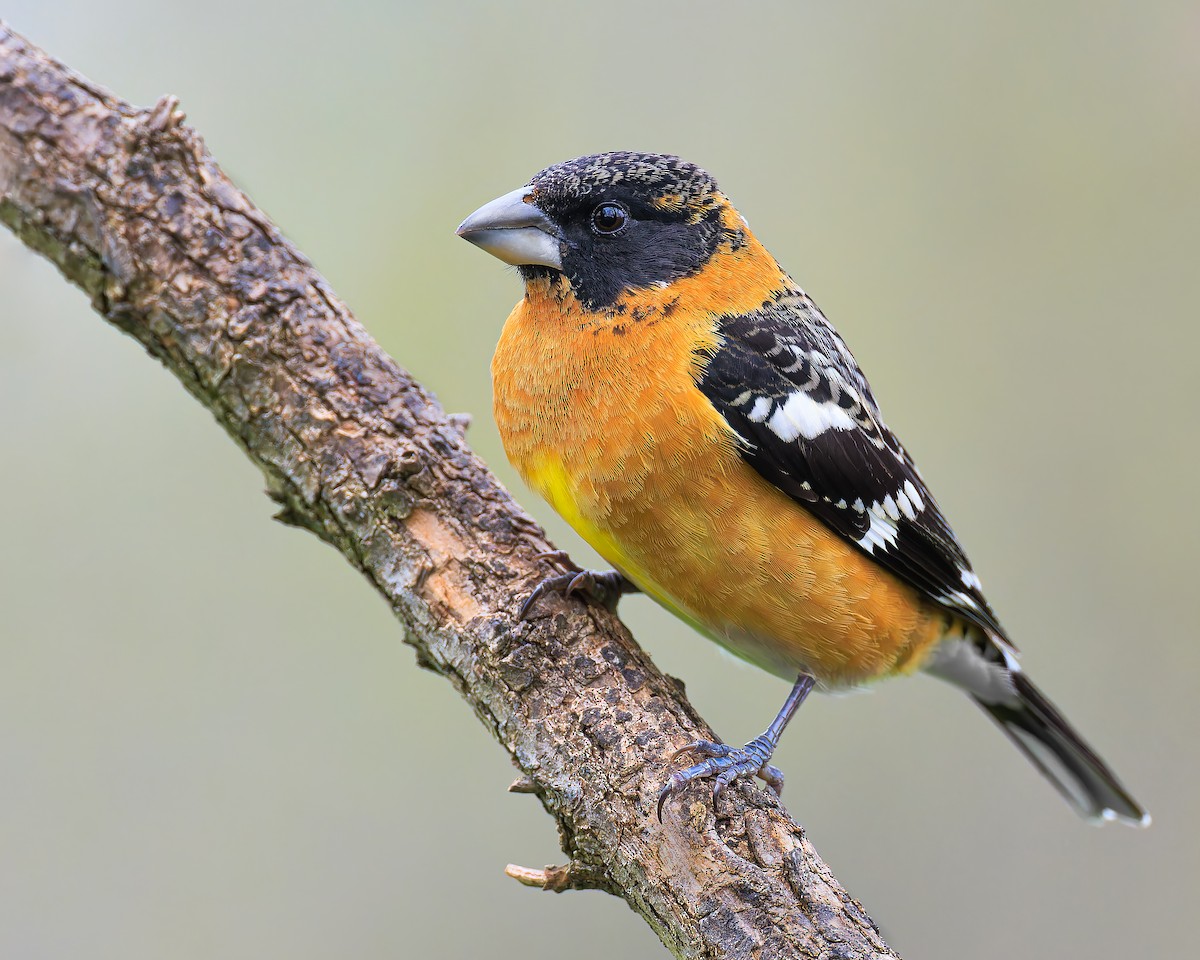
top-left (698, 287), bottom-right (1009, 641)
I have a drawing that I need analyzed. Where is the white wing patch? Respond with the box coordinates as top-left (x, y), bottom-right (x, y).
top-left (903, 479), bottom-right (925, 512)
top-left (936, 588), bottom-right (984, 612)
top-left (856, 504), bottom-right (899, 553)
top-left (747, 396), bottom-right (773, 422)
top-left (760, 389), bottom-right (857, 442)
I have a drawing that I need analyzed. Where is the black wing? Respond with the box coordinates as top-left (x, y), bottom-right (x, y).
top-left (698, 286), bottom-right (1009, 641)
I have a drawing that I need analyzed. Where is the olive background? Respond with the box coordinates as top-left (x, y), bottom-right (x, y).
top-left (2, 2), bottom-right (1196, 958)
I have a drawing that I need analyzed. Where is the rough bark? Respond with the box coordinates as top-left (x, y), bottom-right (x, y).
top-left (0, 22), bottom-right (898, 960)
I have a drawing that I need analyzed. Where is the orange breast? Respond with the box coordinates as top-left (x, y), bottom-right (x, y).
top-left (492, 236), bottom-right (947, 686)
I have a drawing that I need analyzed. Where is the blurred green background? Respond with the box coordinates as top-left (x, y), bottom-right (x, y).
top-left (2, 2), bottom-right (1197, 957)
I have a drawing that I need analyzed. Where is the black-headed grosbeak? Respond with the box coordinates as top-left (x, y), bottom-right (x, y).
top-left (457, 151), bottom-right (1147, 826)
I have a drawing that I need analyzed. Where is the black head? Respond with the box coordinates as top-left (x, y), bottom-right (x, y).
top-left (458, 152), bottom-right (741, 311)
top-left (526, 152), bottom-right (731, 309)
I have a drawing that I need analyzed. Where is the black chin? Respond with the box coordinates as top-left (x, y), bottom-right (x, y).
top-left (518, 265), bottom-right (563, 284)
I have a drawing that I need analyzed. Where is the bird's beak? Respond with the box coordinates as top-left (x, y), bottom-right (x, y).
top-left (456, 187), bottom-right (563, 270)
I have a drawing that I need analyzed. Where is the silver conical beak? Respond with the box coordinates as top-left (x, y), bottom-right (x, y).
top-left (456, 187), bottom-right (563, 269)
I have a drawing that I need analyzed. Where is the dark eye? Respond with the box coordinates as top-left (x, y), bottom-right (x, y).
top-left (590, 202), bottom-right (629, 235)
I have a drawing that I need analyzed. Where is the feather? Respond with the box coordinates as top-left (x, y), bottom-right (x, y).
top-left (698, 286), bottom-right (1009, 641)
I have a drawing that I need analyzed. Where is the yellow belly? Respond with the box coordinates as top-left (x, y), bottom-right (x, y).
top-left (492, 276), bottom-right (945, 686)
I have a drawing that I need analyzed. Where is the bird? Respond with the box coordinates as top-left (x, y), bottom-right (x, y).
top-left (456, 151), bottom-right (1148, 826)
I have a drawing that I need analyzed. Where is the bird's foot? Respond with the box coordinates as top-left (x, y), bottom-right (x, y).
top-left (657, 736), bottom-right (784, 822)
top-left (518, 551), bottom-right (638, 620)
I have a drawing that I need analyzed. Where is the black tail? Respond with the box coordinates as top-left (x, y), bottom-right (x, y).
top-left (974, 671), bottom-right (1149, 826)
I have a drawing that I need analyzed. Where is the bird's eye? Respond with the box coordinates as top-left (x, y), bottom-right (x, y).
top-left (590, 202), bottom-right (629, 235)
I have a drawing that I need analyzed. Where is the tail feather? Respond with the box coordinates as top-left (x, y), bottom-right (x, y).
top-left (974, 671), bottom-right (1149, 826)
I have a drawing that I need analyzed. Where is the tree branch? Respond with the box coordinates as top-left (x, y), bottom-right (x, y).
top-left (0, 22), bottom-right (898, 959)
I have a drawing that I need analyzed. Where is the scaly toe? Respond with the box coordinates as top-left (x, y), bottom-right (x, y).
top-left (565, 570), bottom-right (598, 597)
top-left (517, 572), bottom-right (577, 620)
top-left (711, 767), bottom-right (741, 802)
top-left (520, 561), bottom-right (638, 619)
top-left (669, 740), bottom-right (732, 763)
top-left (760, 764), bottom-right (785, 797)
top-left (656, 739), bottom-right (779, 822)
top-left (533, 549), bottom-right (580, 573)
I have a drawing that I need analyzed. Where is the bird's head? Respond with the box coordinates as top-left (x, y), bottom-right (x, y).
top-left (457, 151), bottom-right (784, 315)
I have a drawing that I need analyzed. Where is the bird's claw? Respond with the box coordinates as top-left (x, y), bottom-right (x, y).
top-left (669, 740), bottom-right (730, 762)
top-left (533, 549), bottom-right (579, 572)
top-left (656, 735), bottom-right (783, 822)
top-left (518, 554), bottom-right (636, 620)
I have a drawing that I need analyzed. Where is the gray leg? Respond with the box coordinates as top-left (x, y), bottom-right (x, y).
top-left (657, 673), bottom-right (815, 821)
